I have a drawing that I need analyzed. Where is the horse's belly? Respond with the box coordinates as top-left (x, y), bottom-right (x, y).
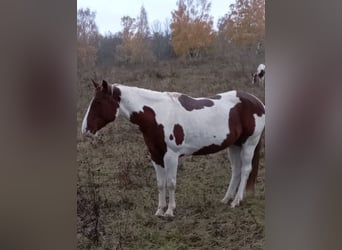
top-left (165, 106), bottom-right (233, 155)
top-left (177, 125), bottom-right (230, 155)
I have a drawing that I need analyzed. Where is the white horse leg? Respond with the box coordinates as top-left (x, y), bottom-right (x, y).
top-left (231, 140), bottom-right (257, 208)
top-left (153, 161), bottom-right (166, 216)
top-left (261, 77), bottom-right (265, 87)
top-left (221, 145), bottom-right (242, 203)
top-left (163, 151), bottom-right (179, 217)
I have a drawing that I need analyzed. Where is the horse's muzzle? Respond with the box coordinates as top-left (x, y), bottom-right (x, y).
top-left (82, 129), bottom-right (98, 139)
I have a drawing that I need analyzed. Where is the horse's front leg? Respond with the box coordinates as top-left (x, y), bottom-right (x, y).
top-left (153, 161), bottom-right (166, 216)
top-left (164, 150), bottom-right (179, 217)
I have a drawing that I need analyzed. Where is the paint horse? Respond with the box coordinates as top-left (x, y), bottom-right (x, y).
top-left (82, 80), bottom-right (265, 217)
top-left (252, 63), bottom-right (266, 86)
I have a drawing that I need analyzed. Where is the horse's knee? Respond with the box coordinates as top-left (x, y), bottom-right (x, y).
top-left (166, 177), bottom-right (176, 190)
top-left (157, 179), bottom-right (165, 191)
top-left (241, 164), bottom-right (252, 177)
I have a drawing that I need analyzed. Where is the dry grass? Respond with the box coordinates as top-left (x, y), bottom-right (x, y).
top-left (77, 59), bottom-right (265, 249)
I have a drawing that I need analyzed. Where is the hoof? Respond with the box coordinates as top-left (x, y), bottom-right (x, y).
top-left (221, 193), bottom-right (235, 204)
top-left (155, 208), bottom-right (165, 217)
top-left (230, 198), bottom-right (242, 208)
top-left (164, 209), bottom-right (175, 218)
top-left (221, 198), bottom-right (230, 204)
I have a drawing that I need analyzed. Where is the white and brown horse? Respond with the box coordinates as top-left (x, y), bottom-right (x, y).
top-left (82, 80), bottom-right (265, 217)
top-left (252, 63), bottom-right (266, 86)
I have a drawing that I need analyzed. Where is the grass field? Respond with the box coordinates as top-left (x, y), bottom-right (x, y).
top-left (77, 60), bottom-right (265, 249)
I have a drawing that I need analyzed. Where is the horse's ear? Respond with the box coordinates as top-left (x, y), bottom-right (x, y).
top-left (102, 80), bottom-right (108, 91)
top-left (91, 79), bottom-right (99, 89)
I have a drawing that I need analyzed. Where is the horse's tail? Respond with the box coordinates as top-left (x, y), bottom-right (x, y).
top-left (246, 136), bottom-right (263, 192)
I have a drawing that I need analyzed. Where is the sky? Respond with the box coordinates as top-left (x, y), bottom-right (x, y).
top-left (77, 0), bottom-right (234, 35)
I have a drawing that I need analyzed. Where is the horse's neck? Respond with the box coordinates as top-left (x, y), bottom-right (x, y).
top-left (116, 85), bottom-right (165, 119)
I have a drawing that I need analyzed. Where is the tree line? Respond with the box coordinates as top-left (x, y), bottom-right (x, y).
top-left (77, 0), bottom-right (265, 72)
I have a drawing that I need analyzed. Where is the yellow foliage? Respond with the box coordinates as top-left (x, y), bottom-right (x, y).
top-left (117, 7), bottom-right (154, 64)
top-left (219, 0), bottom-right (265, 46)
top-left (171, 0), bottom-right (214, 58)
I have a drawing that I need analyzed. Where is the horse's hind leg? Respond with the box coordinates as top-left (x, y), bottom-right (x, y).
top-left (153, 161), bottom-right (166, 216)
top-left (221, 145), bottom-right (242, 204)
top-left (231, 138), bottom-right (259, 208)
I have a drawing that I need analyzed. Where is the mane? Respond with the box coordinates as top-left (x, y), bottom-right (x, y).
top-left (113, 83), bottom-right (162, 93)
top-left (113, 83), bottom-right (169, 102)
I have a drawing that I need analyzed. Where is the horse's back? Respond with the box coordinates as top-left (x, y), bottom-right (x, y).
top-left (165, 90), bottom-right (265, 155)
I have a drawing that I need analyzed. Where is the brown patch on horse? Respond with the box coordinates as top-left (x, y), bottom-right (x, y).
top-left (193, 92), bottom-right (265, 155)
top-left (236, 91), bottom-right (264, 117)
top-left (258, 70), bottom-right (265, 78)
top-left (112, 85), bottom-right (121, 103)
top-left (173, 124), bottom-right (184, 145)
top-left (178, 95), bottom-right (214, 111)
top-left (130, 106), bottom-right (167, 167)
top-left (193, 142), bottom-right (228, 155)
top-left (229, 92), bottom-right (264, 145)
top-left (86, 80), bottom-right (121, 134)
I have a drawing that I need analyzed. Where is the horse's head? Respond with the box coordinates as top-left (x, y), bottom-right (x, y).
top-left (81, 79), bottom-right (121, 137)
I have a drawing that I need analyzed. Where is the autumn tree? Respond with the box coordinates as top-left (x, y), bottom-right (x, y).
top-left (150, 20), bottom-right (174, 61)
top-left (136, 6), bottom-right (150, 39)
top-left (77, 8), bottom-right (99, 75)
top-left (213, 0), bottom-right (265, 74)
top-left (116, 6), bottom-right (154, 64)
top-left (218, 0), bottom-right (265, 48)
top-left (131, 5), bottom-right (154, 63)
top-left (170, 0), bottom-right (214, 58)
top-left (116, 16), bottom-right (136, 63)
